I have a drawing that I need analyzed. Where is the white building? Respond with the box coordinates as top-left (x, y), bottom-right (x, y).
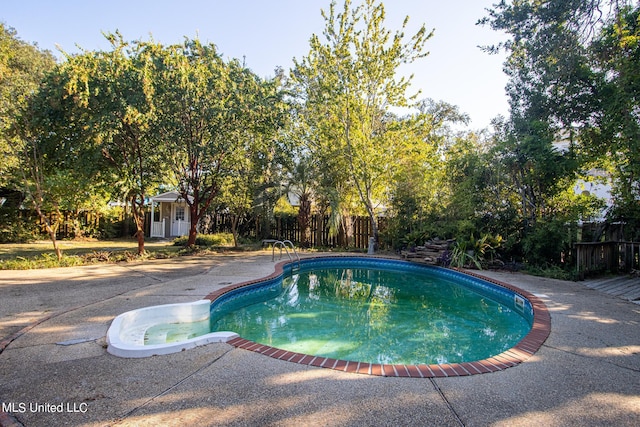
top-left (149, 191), bottom-right (193, 238)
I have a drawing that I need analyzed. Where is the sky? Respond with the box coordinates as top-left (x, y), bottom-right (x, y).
top-left (2, 0), bottom-right (510, 129)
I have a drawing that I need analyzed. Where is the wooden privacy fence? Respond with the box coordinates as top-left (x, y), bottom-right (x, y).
top-left (26, 208), bottom-right (383, 249)
top-left (31, 210), bottom-right (106, 239)
top-left (575, 241), bottom-right (640, 278)
top-left (152, 212), bottom-right (385, 249)
top-left (269, 214), bottom-right (383, 248)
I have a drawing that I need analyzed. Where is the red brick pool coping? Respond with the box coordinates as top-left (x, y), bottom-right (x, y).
top-left (204, 255), bottom-right (551, 378)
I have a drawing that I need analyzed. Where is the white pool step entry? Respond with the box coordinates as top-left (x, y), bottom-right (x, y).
top-left (107, 299), bottom-right (238, 358)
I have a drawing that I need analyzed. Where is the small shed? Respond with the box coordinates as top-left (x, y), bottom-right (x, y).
top-left (149, 191), bottom-right (193, 238)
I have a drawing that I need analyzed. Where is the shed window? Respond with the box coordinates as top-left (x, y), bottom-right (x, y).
top-left (175, 206), bottom-right (185, 221)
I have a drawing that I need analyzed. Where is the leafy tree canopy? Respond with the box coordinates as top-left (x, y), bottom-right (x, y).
top-left (0, 23), bottom-right (55, 187)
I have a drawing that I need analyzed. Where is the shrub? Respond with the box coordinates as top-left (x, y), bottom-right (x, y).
top-left (522, 219), bottom-right (572, 267)
top-left (172, 233), bottom-right (235, 248)
top-left (81, 251), bottom-right (112, 263)
top-left (449, 233), bottom-right (504, 269)
top-left (0, 209), bottom-right (40, 243)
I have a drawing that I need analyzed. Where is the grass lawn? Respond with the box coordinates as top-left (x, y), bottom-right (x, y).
top-left (0, 235), bottom-right (331, 269)
top-left (0, 238), bottom-right (187, 269)
top-left (0, 238), bottom-right (178, 261)
top-left (0, 232), bottom-right (267, 269)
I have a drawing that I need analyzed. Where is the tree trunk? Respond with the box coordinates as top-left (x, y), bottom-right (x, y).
top-left (187, 203), bottom-right (199, 246)
top-left (187, 224), bottom-right (198, 246)
top-left (363, 201), bottom-right (379, 249)
top-left (34, 207), bottom-right (62, 261)
top-left (135, 227), bottom-right (145, 254)
top-left (297, 193), bottom-right (311, 247)
top-left (131, 215), bottom-right (145, 254)
top-left (130, 196), bottom-right (146, 254)
top-left (341, 213), bottom-right (354, 247)
top-left (71, 209), bottom-right (83, 239)
top-left (231, 214), bottom-right (240, 248)
top-left (369, 213), bottom-right (379, 250)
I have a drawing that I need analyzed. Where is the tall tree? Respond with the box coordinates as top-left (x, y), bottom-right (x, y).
top-left (217, 71), bottom-right (290, 247)
top-left (2, 24), bottom-right (58, 253)
top-left (288, 154), bottom-right (317, 247)
top-left (481, 0), bottom-right (607, 127)
top-left (291, 0), bottom-right (432, 247)
top-left (388, 99), bottom-right (469, 242)
top-left (589, 4), bottom-right (640, 232)
top-left (13, 111), bottom-right (64, 259)
top-left (483, 1), bottom-right (639, 232)
top-left (61, 33), bottom-right (164, 253)
top-left (0, 24), bottom-right (56, 188)
top-left (151, 39), bottom-right (287, 246)
top-left (493, 116), bottom-right (577, 227)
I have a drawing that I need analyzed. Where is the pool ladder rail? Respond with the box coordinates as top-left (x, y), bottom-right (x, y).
top-left (271, 240), bottom-right (301, 268)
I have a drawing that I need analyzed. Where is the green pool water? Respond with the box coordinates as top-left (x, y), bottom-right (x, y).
top-left (210, 265), bottom-right (531, 365)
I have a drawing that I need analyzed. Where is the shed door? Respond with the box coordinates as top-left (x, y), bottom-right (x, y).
top-left (171, 204), bottom-right (189, 236)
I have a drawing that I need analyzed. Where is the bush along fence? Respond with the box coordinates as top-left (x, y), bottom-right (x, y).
top-left (2, 208), bottom-right (113, 242)
top-left (12, 208), bottom-right (640, 272)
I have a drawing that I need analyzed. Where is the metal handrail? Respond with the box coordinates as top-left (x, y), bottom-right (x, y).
top-left (271, 240), bottom-right (301, 268)
top-left (271, 241), bottom-right (290, 262)
top-left (282, 240), bottom-right (300, 267)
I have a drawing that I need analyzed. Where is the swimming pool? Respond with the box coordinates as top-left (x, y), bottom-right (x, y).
top-left (108, 255), bottom-right (550, 376)
top-left (211, 258), bottom-right (530, 365)
top-left (205, 256), bottom-right (550, 377)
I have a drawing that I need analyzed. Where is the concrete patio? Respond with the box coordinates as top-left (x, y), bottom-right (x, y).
top-left (0, 252), bottom-right (638, 426)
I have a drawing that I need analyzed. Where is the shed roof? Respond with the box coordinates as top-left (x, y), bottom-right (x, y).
top-left (150, 191), bottom-right (194, 203)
